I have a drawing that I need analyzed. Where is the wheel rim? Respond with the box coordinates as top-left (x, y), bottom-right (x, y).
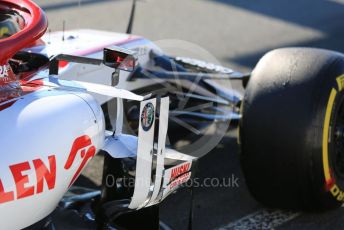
top-left (333, 95), bottom-right (344, 179)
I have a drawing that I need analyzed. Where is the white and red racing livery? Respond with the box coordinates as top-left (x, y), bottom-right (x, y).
top-left (0, 1), bottom-right (195, 229)
top-left (0, 1), bottom-right (107, 229)
top-left (0, 86), bottom-right (105, 229)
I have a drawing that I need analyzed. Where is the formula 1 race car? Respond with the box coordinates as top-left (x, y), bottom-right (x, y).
top-left (1, 0), bottom-right (344, 229)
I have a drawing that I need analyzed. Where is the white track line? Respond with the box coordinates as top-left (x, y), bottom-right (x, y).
top-left (218, 209), bottom-right (300, 230)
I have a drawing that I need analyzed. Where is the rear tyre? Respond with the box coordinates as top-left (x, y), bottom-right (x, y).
top-left (240, 48), bottom-right (344, 210)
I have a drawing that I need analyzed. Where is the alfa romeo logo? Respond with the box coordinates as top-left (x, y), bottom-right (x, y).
top-left (141, 102), bottom-right (155, 131)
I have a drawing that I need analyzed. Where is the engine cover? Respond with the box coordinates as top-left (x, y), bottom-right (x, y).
top-left (0, 87), bottom-right (105, 230)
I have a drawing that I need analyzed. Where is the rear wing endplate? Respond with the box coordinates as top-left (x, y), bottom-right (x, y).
top-left (128, 97), bottom-right (195, 209)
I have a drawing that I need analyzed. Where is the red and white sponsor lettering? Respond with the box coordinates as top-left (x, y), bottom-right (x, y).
top-left (169, 172), bottom-right (191, 190)
top-left (0, 135), bottom-right (96, 204)
top-left (0, 155), bottom-right (56, 204)
top-left (162, 161), bottom-right (193, 198)
top-left (170, 162), bottom-right (191, 182)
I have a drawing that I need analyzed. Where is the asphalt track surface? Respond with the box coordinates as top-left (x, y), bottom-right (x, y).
top-left (34, 1), bottom-right (344, 229)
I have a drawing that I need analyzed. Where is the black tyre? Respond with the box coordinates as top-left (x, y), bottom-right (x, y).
top-left (240, 48), bottom-right (344, 210)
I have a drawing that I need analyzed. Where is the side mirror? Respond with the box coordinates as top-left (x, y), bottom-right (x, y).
top-left (48, 47), bottom-right (137, 75)
top-left (103, 47), bottom-right (137, 72)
